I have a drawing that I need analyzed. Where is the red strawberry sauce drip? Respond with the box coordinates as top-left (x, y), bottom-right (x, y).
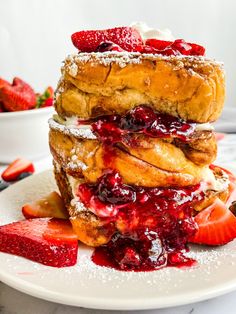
top-left (79, 105), bottom-right (196, 144)
top-left (76, 171), bottom-right (204, 271)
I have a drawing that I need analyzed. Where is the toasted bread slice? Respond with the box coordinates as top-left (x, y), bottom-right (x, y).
top-left (49, 120), bottom-right (216, 187)
top-left (55, 53), bottom-right (225, 123)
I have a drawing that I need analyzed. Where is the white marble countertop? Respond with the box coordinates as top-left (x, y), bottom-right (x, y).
top-left (1, 135), bottom-right (236, 314)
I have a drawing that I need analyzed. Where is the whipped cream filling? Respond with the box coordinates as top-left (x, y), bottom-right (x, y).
top-left (130, 22), bottom-right (175, 42)
top-left (66, 174), bottom-right (79, 198)
top-left (195, 123), bottom-right (214, 131)
top-left (49, 117), bottom-right (96, 139)
top-left (66, 175), bottom-right (87, 213)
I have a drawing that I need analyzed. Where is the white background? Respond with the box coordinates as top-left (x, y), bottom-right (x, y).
top-left (0, 0), bottom-right (235, 110)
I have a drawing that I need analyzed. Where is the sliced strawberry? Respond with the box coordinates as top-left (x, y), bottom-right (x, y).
top-left (172, 39), bottom-right (192, 55)
top-left (2, 158), bottom-right (35, 182)
top-left (145, 38), bottom-right (205, 56)
top-left (190, 43), bottom-right (205, 56)
top-left (22, 191), bottom-right (69, 219)
top-left (71, 27), bottom-right (143, 52)
top-left (0, 218), bottom-right (78, 267)
top-left (191, 199), bottom-right (236, 245)
top-left (1, 77), bottom-right (36, 112)
top-left (43, 218), bottom-right (78, 242)
top-left (145, 39), bottom-right (172, 50)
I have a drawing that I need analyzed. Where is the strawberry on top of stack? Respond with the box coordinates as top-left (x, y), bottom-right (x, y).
top-left (0, 77), bottom-right (53, 112)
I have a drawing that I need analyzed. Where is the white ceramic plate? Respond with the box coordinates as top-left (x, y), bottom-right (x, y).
top-left (1, 170), bottom-right (236, 310)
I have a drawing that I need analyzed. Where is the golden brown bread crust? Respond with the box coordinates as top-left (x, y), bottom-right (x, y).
top-left (49, 126), bottom-right (216, 188)
top-left (53, 162), bottom-right (230, 246)
top-left (174, 131), bottom-right (217, 166)
top-left (55, 53), bottom-right (225, 123)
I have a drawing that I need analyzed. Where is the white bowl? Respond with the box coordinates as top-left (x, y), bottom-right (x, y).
top-left (0, 107), bottom-right (54, 163)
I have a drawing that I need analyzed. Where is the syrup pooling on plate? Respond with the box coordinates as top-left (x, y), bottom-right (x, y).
top-left (79, 105), bottom-right (196, 144)
top-left (76, 170), bottom-right (204, 271)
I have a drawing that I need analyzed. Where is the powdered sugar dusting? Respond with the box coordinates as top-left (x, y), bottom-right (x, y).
top-left (49, 118), bottom-right (96, 139)
top-left (63, 51), bottom-right (223, 76)
top-left (71, 198), bottom-right (87, 212)
top-left (55, 76), bottom-right (65, 101)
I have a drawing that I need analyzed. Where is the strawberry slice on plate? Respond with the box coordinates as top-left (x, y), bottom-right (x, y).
top-left (22, 191), bottom-right (69, 219)
top-left (0, 218), bottom-right (78, 267)
top-left (191, 199), bottom-right (236, 246)
top-left (71, 27), bottom-right (143, 52)
top-left (2, 158), bottom-right (35, 182)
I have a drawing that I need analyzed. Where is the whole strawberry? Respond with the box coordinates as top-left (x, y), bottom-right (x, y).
top-left (1, 77), bottom-right (36, 112)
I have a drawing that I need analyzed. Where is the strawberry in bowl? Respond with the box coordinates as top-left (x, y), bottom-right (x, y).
top-left (0, 77), bottom-right (54, 112)
top-left (0, 77), bottom-right (54, 162)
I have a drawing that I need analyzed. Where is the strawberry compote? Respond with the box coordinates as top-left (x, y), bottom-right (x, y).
top-left (83, 105), bottom-right (196, 145)
top-left (76, 171), bottom-right (204, 271)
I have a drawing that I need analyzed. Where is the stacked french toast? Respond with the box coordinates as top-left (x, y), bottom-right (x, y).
top-left (49, 24), bottom-right (236, 271)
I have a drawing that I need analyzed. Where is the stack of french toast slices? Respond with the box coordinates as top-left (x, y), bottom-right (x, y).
top-left (49, 25), bottom-right (236, 270)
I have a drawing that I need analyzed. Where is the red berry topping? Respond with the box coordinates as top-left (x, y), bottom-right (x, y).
top-left (2, 158), bottom-right (35, 182)
top-left (95, 41), bottom-right (124, 52)
top-left (0, 218), bottom-right (78, 267)
top-left (91, 115), bottom-right (124, 145)
top-left (97, 171), bottom-right (136, 205)
top-left (77, 183), bottom-right (119, 217)
top-left (71, 27), bottom-right (143, 52)
top-left (120, 105), bottom-right (156, 131)
top-left (79, 170), bottom-right (204, 271)
top-left (145, 39), bottom-right (172, 50)
top-left (0, 77), bottom-right (36, 112)
top-left (90, 105), bottom-right (195, 143)
top-left (172, 39), bottom-right (192, 55)
top-left (190, 43), bottom-right (206, 56)
top-left (145, 38), bottom-right (205, 56)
